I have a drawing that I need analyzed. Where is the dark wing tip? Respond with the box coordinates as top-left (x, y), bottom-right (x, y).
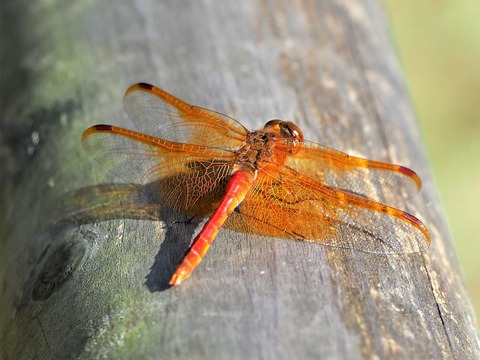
top-left (400, 211), bottom-right (431, 250)
top-left (398, 166), bottom-right (422, 189)
top-left (81, 124), bottom-right (114, 141)
top-left (124, 82), bottom-right (155, 97)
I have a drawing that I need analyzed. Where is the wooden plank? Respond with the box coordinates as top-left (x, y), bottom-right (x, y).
top-left (1, 0), bottom-right (478, 358)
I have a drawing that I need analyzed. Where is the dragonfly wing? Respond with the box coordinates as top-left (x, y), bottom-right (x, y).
top-left (283, 140), bottom-right (422, 205)
top-left (82, 125), bottom-right (234, 216)
top-left (227, 166), bottom-right (430, 254)
top-left (123, 83), bottom-right (248, 148)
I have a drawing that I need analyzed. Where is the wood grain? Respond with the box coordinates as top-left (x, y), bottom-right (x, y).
top-left (1, 0), bottom-right (478, 359)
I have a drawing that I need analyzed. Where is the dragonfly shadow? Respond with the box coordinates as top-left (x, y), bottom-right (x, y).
top-left (144, 215), bottom-right (202, 292)
top-left (47, 183), bottom-right (198, 293)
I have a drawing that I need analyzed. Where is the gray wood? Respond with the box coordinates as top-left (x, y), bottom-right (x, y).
top-left (1, 0), bottom-right (478, 359)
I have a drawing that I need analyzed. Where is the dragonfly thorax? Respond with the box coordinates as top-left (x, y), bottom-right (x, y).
top-left (233, 120), bottom-right (304, 174)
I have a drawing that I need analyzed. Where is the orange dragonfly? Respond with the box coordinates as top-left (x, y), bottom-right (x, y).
top-left (82, 83), bottom-right (430, 286)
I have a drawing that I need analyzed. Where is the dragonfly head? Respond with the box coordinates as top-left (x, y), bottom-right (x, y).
top-left (264, 120), bottom-right (304, 141)
top-left (263, 120), bottom-right (304, 154)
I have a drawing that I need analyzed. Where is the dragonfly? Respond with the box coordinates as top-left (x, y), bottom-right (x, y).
top-left (82, 83), bottom-right (430, 286)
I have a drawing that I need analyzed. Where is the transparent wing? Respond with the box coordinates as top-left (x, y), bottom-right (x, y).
top-left (283, 140), bottom-right (422, 205)
top-left (82, 125), bottom-right (234, 215)
top-left (226, 164), bottom-right (430, 254)
top-left (123, 83), bottom-right (248, 148)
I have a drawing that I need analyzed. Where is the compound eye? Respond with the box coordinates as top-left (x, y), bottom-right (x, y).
top-left (263, 119), bottom-right (283, 131)
top-left (264, 120), bottom-right (304, 141)
top-left (285, 122), bottom-right (304, 142)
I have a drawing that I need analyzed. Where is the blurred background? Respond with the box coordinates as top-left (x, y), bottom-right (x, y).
top-left (385, 0), bottom-right (479, 324)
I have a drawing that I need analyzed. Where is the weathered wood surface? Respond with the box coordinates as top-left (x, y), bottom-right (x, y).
top-left (1, 1), bottom-right (478, 359)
